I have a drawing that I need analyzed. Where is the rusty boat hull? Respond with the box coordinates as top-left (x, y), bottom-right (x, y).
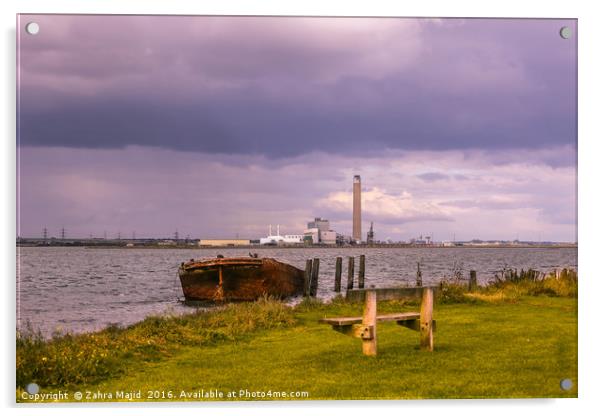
top-left (178, 257), bottom-right (305, 301)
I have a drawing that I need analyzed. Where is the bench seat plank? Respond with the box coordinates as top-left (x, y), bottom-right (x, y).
top-left (319, 312), bottom-right (420, 326)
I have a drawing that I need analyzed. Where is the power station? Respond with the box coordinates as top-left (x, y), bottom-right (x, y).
top-left (353, 175), bottom-right (362, 242)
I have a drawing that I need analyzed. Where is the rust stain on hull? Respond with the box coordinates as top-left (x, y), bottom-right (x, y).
top-left (178, 257), bottom-right (305, 301)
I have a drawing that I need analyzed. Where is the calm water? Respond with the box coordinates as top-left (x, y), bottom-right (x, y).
top-left (17, 246), bottom-right (577, 336)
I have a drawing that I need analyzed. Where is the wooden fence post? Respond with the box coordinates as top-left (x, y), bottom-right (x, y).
top-left (416, 262), bottom-right (423, 287)
top-left (469, 270), bottom-right (477, 292)
top-left (303, 259), bottom-right (313, 297)
top-left (310, 258), bottom-right (320, 297)
top-left (362, 289), bottom-right (377, 356)
top-left (358, 255), bottom-right (366, 289)
top-left (420, 287), bottom-right (434, 351)
top-left (347, 257), bottom-right (355, 290)
top-left (334, 257), bottom-right (342, 292)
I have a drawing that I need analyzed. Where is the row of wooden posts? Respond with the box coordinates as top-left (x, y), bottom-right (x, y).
top-left (303, 256), bottom-right (479, 297)
top-left (303, 255), bottom-right (367, 297)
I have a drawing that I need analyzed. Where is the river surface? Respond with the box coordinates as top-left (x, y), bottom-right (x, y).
top-left (16, 246), bottom-right (577, 336)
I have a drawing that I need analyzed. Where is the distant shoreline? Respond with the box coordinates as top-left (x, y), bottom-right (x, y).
top-left (17, 243), bottom-right (578, 249)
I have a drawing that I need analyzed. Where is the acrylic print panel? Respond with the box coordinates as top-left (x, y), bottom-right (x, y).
top-left (16, 15), bottom-right (577, 402)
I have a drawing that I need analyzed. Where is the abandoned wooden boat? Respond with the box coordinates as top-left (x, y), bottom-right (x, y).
top-left (178, 257), bottom-right (305, 301)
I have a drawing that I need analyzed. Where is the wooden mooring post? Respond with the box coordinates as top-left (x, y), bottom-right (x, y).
top-left (310, 258), bottom-right (320, 297)
top-left (347, 256), bottom-right (355, 290)
top-left (334, 257), bottom-right (343, 292)
top-left (358, 255), bottom-right (366, 289)
top-left (303, 259), bottom-right (313, 297)
top-left (416, 262), bottom-right (423, 287)
top-left (468, 270), bottom-right (477, 292)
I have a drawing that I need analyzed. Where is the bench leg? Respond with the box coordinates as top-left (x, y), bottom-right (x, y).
top-left (420, 287), bottom-right (434, 351)
top-left (362, 289), bottom-right (377, 356)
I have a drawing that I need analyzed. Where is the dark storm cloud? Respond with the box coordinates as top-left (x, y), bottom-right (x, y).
top-left (18, 15), bottom-right (576, 159)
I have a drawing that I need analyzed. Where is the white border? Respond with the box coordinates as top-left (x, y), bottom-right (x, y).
top-left (3, 1), bottom-right (601, 416)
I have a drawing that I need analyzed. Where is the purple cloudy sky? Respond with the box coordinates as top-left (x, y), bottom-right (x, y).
top-left (17, 15), bottom-right (577, 242)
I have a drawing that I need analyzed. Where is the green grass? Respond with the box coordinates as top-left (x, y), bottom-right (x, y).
top-left (17, 293), bottom-right (577, 402)
top-left (17, 298), bottom-right (295, 389)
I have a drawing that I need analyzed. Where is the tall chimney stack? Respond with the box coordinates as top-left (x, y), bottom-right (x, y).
top-left (353, 175), bottom-right (362, 242)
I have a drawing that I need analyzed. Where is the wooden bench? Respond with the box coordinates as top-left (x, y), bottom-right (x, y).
top-left (319, 287), bottom-right (436, 356)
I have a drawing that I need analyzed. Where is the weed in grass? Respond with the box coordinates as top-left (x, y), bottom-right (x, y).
top-left (295, 296), bottom-right (325, 312)
top-left (487, 268), bottom-right (577, 298)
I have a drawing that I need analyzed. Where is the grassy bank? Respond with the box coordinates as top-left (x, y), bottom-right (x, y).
top-left (17, 271), bottom-right (577, 401)
top-left (17, 300), bottom-right (295, 388)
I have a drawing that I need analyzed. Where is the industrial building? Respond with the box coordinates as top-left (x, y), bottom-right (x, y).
top-left (307, 217), bottom-right (330, 232)
top-left (367, 222), bottom-right (375, 244)
top-left (259, 225), bottom-right (304, 245)
top-left (303, 227), bottom-right (320, 245)
top-left (198, 239), bottom-right (251, 247)
top-left (258, 218), bottom-right (339, 246)
top-left (303, 217), bottom-right (337, 245)
top-left (320, 230), bottom-right (337, 245)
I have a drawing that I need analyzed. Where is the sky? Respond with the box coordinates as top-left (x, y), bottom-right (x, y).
top-left (17, 15), bottom-right (577, 242)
